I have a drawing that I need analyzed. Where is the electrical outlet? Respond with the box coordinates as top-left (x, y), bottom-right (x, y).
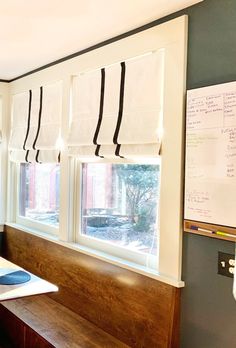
top-left (218, 252), bottom-right (235, 278)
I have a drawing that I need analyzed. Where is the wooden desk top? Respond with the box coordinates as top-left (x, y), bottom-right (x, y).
top-left (0, 257), bottom-right (58, 301)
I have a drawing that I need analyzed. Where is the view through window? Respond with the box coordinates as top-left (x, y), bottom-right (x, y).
top-left (81, 163), bottom-right (160, 255)
top-left (19, 163), bottom-right (60, 227)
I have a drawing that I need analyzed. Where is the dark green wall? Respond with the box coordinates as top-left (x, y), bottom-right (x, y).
top-left (186, 0), bottom-right (236, 90)
top-left (174, 0), bottom-right (236, 346)
top-left (181, 235), bottom-right (235, 347)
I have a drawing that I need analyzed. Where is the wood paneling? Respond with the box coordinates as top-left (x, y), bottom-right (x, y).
top-left (0, 305), bottom-right (25, 347)
top-left (25, 331), bottom-right (54, 348)
top-left (0, 304), bottom-right (55, 347)
top-left (1, 295), bottom-right (127, 348)
top-left (3, 225), bottom-right (180, 347)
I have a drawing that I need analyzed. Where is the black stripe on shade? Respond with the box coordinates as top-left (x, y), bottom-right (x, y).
top-left (95, 145), bottom-right (104, 158)
top-left (113, 62), bottom-right (126, 158)
top-left (58, 152), bottom-right (61, 163)
top-left (115, 144), bottom-right (124, 158)
top-left (95, 146), bottom-right (104, 158)
top-left (23, 90), bottom-right (32, 150)
top-left (25, 150), bottom-right (30, 163)
top-left (32, 86), bottom-right (43, 150)
top-left (93, 68), bottom-right (105, 158)
top-left (35, 150), bottom-right (41, 163)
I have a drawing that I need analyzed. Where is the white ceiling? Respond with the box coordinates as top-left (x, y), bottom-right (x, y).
top-left (0, 0), bottom-right (202, 80)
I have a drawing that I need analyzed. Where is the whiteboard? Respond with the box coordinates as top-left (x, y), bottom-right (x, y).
top-left (185, 81), bottom-right (236, 227)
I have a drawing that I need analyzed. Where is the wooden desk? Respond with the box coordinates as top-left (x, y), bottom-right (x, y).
top-left (0, 257), bottom-right (58, 301)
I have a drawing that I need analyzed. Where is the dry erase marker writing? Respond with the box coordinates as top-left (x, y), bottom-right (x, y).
top-left (190, 225), bottom-right (213, 234)
top-left (215, 231), bottom-right (236, 238)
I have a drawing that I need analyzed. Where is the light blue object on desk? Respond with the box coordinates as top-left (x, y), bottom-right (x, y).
top-left (0, 257), bottom-right (58, 301)
top-left (0, 270), bottom-right (31, 285)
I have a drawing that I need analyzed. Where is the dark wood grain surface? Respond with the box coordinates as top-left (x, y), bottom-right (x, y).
top-left (1, 296), bottom-right (128, 348)
top-left (2, 225), bottom-right (180, 347)
top-left (0, 304), bottom-right (25, 347)
top-left (25, 331), bottom-right (55, 348)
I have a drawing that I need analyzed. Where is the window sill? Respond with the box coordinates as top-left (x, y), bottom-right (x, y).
top-left (5, 222), bottom-right (185, 288)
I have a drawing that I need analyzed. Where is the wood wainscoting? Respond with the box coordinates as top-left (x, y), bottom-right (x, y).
top-left (1, 225), bottom-right (180, 348)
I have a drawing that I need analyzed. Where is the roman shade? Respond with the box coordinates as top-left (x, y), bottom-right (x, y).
top-left (68, 50), bottom-right (164, 159)
top-left (9, 81), bottom-right (62, 163)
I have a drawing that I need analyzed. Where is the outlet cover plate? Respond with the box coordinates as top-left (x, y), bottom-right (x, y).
top-left (218, 251), bottom-right (235, 278)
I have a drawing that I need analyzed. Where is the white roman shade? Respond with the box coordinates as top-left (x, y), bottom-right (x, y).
top-left (9, 81), bottom-right (62, 163)
top-left (68, 50), bottom-right (164, 159)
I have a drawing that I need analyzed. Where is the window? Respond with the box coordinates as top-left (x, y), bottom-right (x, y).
top-left (70, 47), bottom-right (164, 268)
top-left (76, 161), bottom-right (160, 268)
top-left (8, 81), bottom-right (62, 235)
top-left (7, 16), bottom-right (187, 286)
top-left (81, 163), bottom-right (159, 256)
top-left (68, 16), bottom-right (187, 283)
top-left (17, 163), bottom-right (60, 234)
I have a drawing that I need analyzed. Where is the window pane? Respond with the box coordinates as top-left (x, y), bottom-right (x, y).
top-left (19, 163), bottom-right (60, 227)
top-left (81, 163), bottom-right (160, 255)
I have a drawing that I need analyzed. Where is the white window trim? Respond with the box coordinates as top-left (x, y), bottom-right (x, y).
top-left (5, 15), bottom-right (188, 287)
top-left (0, 83), bottom-right (10, 225)
top-left (77, 233), bottom-right (158, 269)
top-left (16, 216), bottom-right (58, 236)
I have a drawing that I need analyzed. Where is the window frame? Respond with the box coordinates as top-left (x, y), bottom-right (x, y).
top-left (6, 16), bottom-right (187, 287)
top-left (74, 158), bottom-right (160, 269)
top-left (0, 83), bottom-right (9, 226)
